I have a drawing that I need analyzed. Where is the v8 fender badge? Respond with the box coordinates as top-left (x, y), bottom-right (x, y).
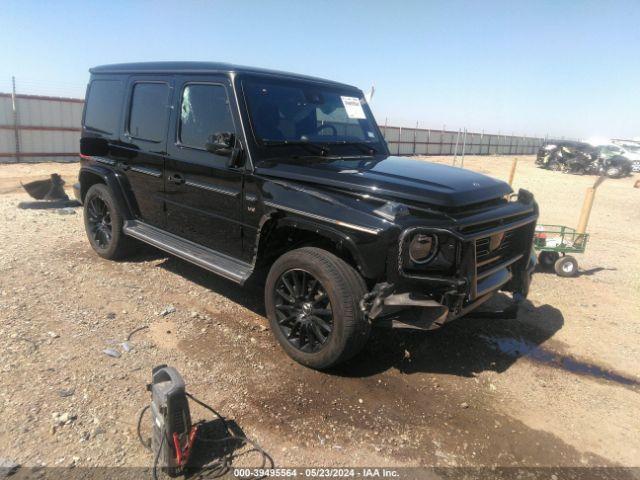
top-left (472, 182), bottom-right (481, 187)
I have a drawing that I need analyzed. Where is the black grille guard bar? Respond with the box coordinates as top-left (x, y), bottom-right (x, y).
top-left (476, 253), bottom-right (524, 281)
top-left (460, 214), bottom-right (537, 241)
top-left (399, 210), bottom-right (537, 246)
top-left (399, 212), bottom-right (536, 272)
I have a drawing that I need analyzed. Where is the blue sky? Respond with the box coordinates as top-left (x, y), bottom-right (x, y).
top-left (1, 0), bottom-right (639, 139)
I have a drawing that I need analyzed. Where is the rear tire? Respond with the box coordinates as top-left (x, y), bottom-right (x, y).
top-left (538, 251), bottom-right (559, 271)
top-left (265, 247), bottom-right (369, 370)
top-left (554, 255), bottom-right (578, 277)
top-left (83, 183), bottom-right (136, 260)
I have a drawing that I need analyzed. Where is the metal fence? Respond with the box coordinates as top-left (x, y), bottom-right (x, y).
top-left (0, 92), bottom-right (82, 163)
top-left (1, 91), bottom-right (545, 163)
top-left (381, 125), bottom-right (544, 156)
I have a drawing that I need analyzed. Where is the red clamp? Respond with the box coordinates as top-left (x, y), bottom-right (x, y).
top-left (173, 425), bottom-right (199, 468)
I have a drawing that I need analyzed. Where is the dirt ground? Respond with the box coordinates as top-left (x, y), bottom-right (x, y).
top-left (0, 156), bottom-right (639, 474)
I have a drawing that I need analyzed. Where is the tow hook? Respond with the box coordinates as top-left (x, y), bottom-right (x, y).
top-left (361, 283), bottom-right (446, 321)
top-left (360, 282), bottom-right (394, 319)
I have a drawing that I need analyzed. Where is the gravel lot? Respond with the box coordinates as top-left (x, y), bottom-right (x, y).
top-left (0, 156), bottom-right (638, 474)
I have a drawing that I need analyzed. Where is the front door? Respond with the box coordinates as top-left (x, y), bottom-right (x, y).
top-left (113, 76), bottom-right (173, 227)
top-left (164, 77), bottom-right (243, 257)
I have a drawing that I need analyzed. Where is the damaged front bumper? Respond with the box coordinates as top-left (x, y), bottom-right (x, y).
top-left (361, 191), bottom-right (538, 331)
top-left (361, 248), bottom-right (536, 330)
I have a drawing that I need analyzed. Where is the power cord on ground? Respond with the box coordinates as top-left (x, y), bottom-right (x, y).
top-left (137, 404), bottom-right (151, 451)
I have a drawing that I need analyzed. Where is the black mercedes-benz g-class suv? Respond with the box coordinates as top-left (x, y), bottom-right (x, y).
top-left (78, 62), bottom-right (538, 369)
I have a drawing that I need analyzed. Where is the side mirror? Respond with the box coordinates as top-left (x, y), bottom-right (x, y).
top-left (205, 132), bottom-right (235, 156)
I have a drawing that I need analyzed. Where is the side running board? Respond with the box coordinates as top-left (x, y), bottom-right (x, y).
top-left (123, 220), bottom-right (253, 285)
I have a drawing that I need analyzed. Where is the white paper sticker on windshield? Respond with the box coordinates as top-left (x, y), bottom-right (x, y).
top-left (341, 96), bottom-right (366, 119)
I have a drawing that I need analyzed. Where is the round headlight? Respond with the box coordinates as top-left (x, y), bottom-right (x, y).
top-left (408, 233), bottom-right (438, 264)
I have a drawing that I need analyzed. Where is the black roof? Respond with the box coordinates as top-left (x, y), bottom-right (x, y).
top-left (90, 62), bottom-right (357, 89)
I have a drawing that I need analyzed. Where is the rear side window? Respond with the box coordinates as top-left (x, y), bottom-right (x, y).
top-left (179, 84), bottom-right (234, 149)
top-left (84, 80), bottom-right (124, 135)
top-left (128, 82), bottom-right (170, 142)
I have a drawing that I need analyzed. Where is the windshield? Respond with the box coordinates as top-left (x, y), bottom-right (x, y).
top-left (242, 76), bottom-right (382, 147)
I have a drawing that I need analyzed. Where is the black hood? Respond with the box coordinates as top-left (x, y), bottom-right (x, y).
top-left (255, 155), bottom-right (512, 208)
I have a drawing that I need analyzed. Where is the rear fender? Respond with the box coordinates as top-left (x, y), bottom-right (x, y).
top-left (79, 165), bottom-right (137, 220)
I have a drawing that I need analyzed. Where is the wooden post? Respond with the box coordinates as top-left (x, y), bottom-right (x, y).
top-left (507, 158), bottom-right (518, 186)
top-left (576, 187), bottom-right (596, 234)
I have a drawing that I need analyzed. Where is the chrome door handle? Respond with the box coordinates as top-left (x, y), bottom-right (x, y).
top-left (168, 174), bottom-right (185, 185)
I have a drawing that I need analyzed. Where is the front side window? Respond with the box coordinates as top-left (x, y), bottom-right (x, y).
top-left (128, 82), bottom-right (170, 142)
top-left (242, 77), bottom-right (380, 145)
top-left (179, 84), bottom-right (235, 150)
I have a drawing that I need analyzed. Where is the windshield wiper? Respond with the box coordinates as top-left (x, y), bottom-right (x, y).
top-left (329, 141), bottom-right (378, 156)
top-left (262, 139), bottom-right (330, 156)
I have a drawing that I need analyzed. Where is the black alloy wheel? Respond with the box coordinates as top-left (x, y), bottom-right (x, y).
top-left (273, 269), bottom-right (333, 353)
top-left (86, 196), bottom-right (113, 249)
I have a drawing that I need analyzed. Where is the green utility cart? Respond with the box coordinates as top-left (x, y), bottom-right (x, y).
top-left (533, 224), bottom-right (589, 277)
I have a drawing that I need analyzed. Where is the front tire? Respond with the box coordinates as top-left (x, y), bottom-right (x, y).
top-left (83, 183), bottom-right (135, 260)
top-left (265, 247), bottom-right (369, 370)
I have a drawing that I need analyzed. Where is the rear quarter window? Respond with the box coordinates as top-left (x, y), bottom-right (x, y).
top-left (84, 79), bottom-right (125, 135)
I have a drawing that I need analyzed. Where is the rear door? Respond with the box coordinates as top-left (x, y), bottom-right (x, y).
top-left (113, 76), bottom-right (173, 227)
top-left (164, 76), bottom-right (243, 257)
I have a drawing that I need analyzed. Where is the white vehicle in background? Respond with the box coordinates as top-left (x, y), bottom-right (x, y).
top-left (610, 139), bottom-right (640, 172)
top-left (591, 143), bottom-right (634, 177)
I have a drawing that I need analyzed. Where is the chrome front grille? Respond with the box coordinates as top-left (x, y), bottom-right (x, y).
top-left (475, 229), bottom-right (517, 273)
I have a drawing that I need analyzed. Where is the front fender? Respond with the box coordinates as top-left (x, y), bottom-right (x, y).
top-left (275, 215), bottom-right (385, 279)
top-left (259, 178), bottom-right (399, 280)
